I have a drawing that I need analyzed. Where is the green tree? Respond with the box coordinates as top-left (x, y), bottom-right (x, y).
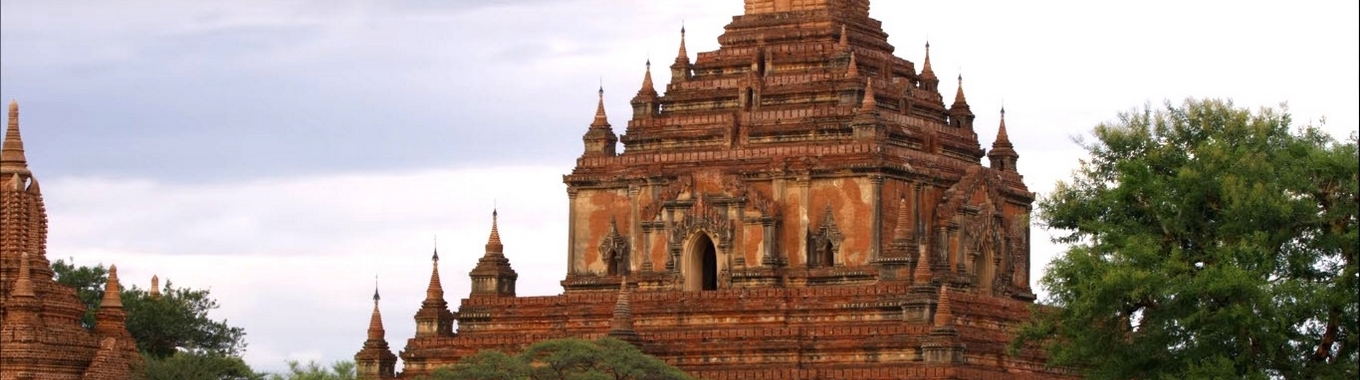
top-left (136, 351), bottom-right (263, 380)
top-left (426, 338), bottom-right (691, 380)
top-left (1015, 99), bottom-right (1358, 379)
top-left (265, 360), bottom-right (356, 380)
top-left (51, 259), bottom-right (248, 358)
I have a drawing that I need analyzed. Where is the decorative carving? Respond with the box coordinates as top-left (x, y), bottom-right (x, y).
top-left (672, 195), bottom-right (735, 250)
top-left (599, 218), bottom-right (630, 276)
top-left (1008, 215), bottom-right (1030, 290)
top-left (807, 206), bottom-right (844, 268)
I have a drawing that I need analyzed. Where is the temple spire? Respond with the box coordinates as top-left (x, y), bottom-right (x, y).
top-left (846, 52), bottom-right (859, 78)
top-left (414, 238), bottom-right (454, 337)
top-left (838, 24), bottom-right (849, 49)
top-left (368, 280), bottom-right (385, 340)
top-left (988, 107), bottom-right (1019, 172)
top-left (93, 264), bottom-right (134, 340)
top-left (470, 209), bottom-right (518, 297)
top-left (426, 242), bottom-right (444, 302)
top-left (639, 60), bottom-right (657, 96)
top-left (933, 285), bottom-right (954, 327)
top-left (100, 265), bottom-right (123, 308)
top-left (582, 88), bottom-right (618, 157)
top-left (952, 74), bottom-right (968, 107)
top-left (2, 99), bottom-right (30, 177)
top-left (677, 26), bottom-right (688, 63)
top-left (913, 242), bottom-right (933, 285)
top-left (860, 78), bottom-right (877, 112)
top-left (608, 277), bottom-right (639, 343)
top-left (356, 276), bottom-right (397, 379)
top-left (994, 107), bottom-right (1012, 147)
top-left (632, 60), bottom-right (660, 119)
top-left (150, 275), bottom-right (161, 299)
top-left (671, 25), bottom-right (691, 82)
top-left (591, 87), bottom-right (610, 128)
top-left (486, 209), bottom-right (503, 255)
top-left (948, 74), bottom-right (975, 129)
top-left (891, 194), bottom-right (913, 253)
top-left (917, 42), bottom-right (940, 94)
top-left (920, 42), bottom-right (937, 80)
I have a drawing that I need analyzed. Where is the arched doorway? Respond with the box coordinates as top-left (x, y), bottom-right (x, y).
top-left (686, 233), bottom-right (719, 291)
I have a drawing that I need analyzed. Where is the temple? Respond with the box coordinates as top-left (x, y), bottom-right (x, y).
top-left (358, 0), bottom-right (1071, 378)
top-left (0, 100), bottom-right (142, 379)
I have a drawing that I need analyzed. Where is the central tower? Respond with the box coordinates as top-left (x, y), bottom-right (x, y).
top-left (562, 0), bottom-right (1033, 300)
top-left (387, 2), bottom-right (1071, 378)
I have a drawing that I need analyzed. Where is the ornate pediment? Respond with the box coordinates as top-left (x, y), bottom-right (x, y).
top-left (599, 218), bottom-right (631, 276)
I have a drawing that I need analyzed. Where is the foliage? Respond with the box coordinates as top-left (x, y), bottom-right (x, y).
top-left (51, 259), bottom-right (248, 358)
top-left (1015, 99), bottom-right (1358, 379)
top-left (265, 360), bottom-right (356, 380)
top-left (136, 351), bottom-right (263, 380)
top-left (426, 338), bottom-right (692, 380)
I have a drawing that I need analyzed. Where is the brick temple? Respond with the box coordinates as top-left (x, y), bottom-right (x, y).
top-left (357, 1), bottom-right (1073, 378)
top-left (1, 100), bottom-right (142, 379)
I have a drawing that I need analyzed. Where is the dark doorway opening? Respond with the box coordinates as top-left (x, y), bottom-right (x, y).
top-left (702, 241), bottom-right (718, 291)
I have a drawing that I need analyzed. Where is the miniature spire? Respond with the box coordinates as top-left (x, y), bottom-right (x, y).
top-left (632, 59), bottom-right (661, 119)
top-left (638, 60), bottom-right (657, 97)
top-left (838, 24), bottom-right (849, 49)
top-left (368, 279), bottom-right (385, 341)
top-left (591, 87), bottom-right (610, 128)
top-left (100, 265), bottom-right (123, 308)
top-left (415, 239), bottom-right (454, 337)
top-left (947, 74), bottom-right (975, 129)
top-left (357, 275), bottom-right (398, 379)
top-left (860, 78), bottom-right (877, 112)
top-left (933, 285), bottom-right (954, 327)
top-left (469, 208), bottom-right (518, 297)
top-left (613, 276), bottom-right (632, 326)
top-left (671, 25), bottom-right (691, 83)
top-left (952, 74), bottom-right (968, 107)
top-left (426, 242), bottom-right (444, 302)
top-left (994, 107), bottom-right (1012, 147)
top-left (486, 209), bottom-right (503, 254)
top-left (892, 193), bottom-right (912, 248)
top-left (988, 107), bottom-right (1019, 171)
top-left (847, 52), bottom-right (859, 78)
top-left (920, 42), bottom-right (937, 80)
top-left (913, 243), bottom-right (933, 285)
top-left (13, 251), bottom-right (35, 297)
top-left (608, 276), bottom-right (638, 342)
top-left (150, 275), bottom-right (161, 299)
top-left (2, 99), bottom-right (30, 177)
top-left (677, 26), bottom-right (689, 63)
top-left (582, 87), bottom-right (618, 157)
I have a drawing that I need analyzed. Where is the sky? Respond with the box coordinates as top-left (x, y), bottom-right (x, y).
top-left (2, 0), bottom-right (1357, 373)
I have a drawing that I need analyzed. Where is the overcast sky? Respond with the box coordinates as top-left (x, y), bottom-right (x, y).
top-left (2, 0), bottom-right (1356, 373)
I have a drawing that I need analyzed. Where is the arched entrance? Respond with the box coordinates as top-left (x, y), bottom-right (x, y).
top-left (685, 233), bottom-right (719, 291)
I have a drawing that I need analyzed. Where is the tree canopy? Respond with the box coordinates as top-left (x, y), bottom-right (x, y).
top-left (426, 338), bottom-right (692, 380)
top-left (265, 360), bottom-right (356, 380)
top-left (52, 259), bottom-right (248, 358)
top-left (136, 351), bottom-right (262, 380)
top-left (1015, 99), bottom-right (1358, 379)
